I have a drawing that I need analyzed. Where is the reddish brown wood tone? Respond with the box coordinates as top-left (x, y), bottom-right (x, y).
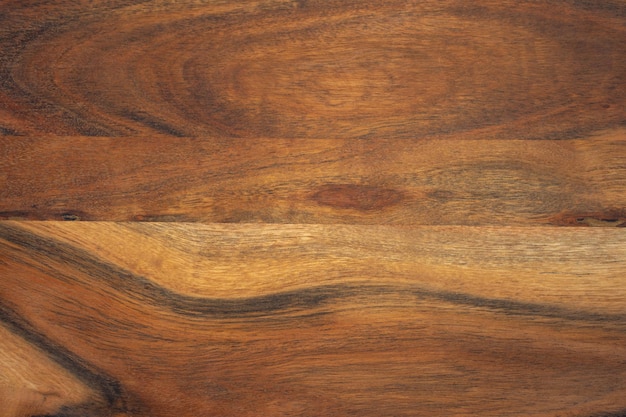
top-left (0, 1), bottom-right (625, 416)
top-left (0, 0), bottom-right (624, 138)
top-left (1, 131), bottom-right (626, 224)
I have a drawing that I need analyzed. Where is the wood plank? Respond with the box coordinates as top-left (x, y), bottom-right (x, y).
top-left (1, 131), bottom-right (625, 224)
top-left (0, 0), bottom-right (624, 138)
top-left (1, 221), bottom-right (626, 416)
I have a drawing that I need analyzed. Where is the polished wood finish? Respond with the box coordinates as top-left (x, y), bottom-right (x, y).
top-left (2, 222), bottom-right (626, 417)
top-left (1, 1), bottom-right (625, 416)
top-left (1, 130), bottom-right (626, 224)
top-left (0, 0), bottom-right (624, 138)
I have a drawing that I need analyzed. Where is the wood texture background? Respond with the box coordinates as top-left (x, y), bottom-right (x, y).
top-left (0, 0), bottom-right (624, 139)
top-left (2, 131), bottom-right (626, 224)
top-left (0, 1), bottom-right (625, 416)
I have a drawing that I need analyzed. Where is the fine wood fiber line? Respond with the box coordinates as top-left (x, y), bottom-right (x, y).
top-left (1, 131), bottom-right (626, 224)
top-left (1, 222), bottom-right (626, 416)
top-left (0, 0), bottom-right (623, 138)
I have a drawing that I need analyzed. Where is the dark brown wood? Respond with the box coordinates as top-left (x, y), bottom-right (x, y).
top-left (1, 222), bottom-right (626, 417)
top-left (1, 131), bottom-right (626, 224)
top-left (0, 0), bottom-right (624, 138)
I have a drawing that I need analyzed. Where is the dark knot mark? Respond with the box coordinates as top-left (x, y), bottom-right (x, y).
top-left (0, 210), bottom-right (87, 221)
top-left (61, 212), bottom-right (81, 221)
top-left (311, 184), bottom-right (404, 212)
top-left (551, 210), bottom-right (626, 227)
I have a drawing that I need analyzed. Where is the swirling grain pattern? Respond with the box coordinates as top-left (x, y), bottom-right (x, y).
top-left (1, 1), bottom-right (626, 416)
top-left (0, 0), bottom-right (624, 138)
top-left (1, 222), bottom-right (626, 417)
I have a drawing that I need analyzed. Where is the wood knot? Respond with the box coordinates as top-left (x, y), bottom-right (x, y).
top-left (61, 212), bottom-right (81, 221)
top-left (311, 184), bottom-right (404, 212)
top-left (551, 211), bottom-right (626, 227)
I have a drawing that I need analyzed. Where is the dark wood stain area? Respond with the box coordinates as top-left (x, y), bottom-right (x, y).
top-left (0, 1), bottom-right (625, 416)
top-left (311, 184), bottom-right (405, 212)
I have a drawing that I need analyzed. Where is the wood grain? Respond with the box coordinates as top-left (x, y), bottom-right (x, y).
top-left (1, 130), bottom-right (626, 224)
top-left (1, 221), bottom-right (626, 416)
top-left (0, 325), bottom-right (108, 417)
top-left (1, 0), bottom-right (626, 415)
top-left (0, 0), bottom-right (624, 138)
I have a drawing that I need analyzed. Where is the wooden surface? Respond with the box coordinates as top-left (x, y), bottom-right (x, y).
top-left (0, 0), bottom-right (624, 138)
top-left (2, 222), bottom-right (626, 417)
top-left (2, 131), bottom-right (626, 224)
top-left (1, 1), bottom-right (626, 416)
